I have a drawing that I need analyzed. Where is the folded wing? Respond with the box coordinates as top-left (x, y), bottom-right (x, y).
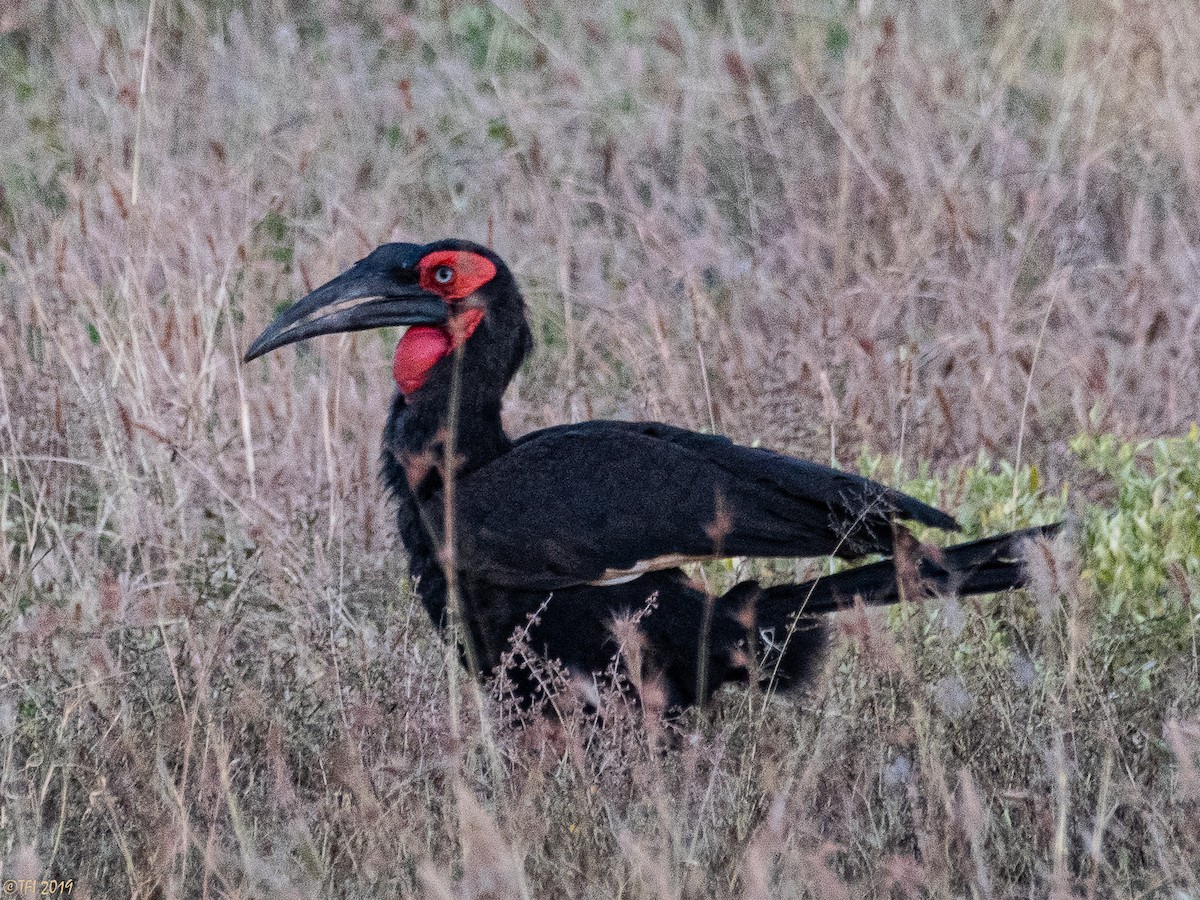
top-left (434, 421), bottom-right (958, 590)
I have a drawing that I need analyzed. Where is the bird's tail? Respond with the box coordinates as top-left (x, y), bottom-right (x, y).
top-left (730, 523), bottom-right (1061, 690)
top-left (764, 522), bottom-right (1061, 616)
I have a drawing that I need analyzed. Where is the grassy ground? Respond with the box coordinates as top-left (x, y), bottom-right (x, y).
top-left (2, 0), bottom-right (1199, 896)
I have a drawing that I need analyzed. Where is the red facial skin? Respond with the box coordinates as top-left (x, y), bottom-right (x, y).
top-left (393, 250), bottom-right (495, 395)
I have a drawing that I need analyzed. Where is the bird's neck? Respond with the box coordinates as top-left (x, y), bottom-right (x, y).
top-left (382, 389), bottom-right (511, 500)
top-left (381, 388), bottom-right (511, 628)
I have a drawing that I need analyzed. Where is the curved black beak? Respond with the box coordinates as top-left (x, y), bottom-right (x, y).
top-left (244, 262), bottom-right (450, 362)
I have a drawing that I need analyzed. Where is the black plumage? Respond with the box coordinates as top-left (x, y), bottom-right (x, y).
top-left (247, 239), bottom-right (1059, 711)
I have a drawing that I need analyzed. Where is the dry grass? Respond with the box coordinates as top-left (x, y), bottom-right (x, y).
top-left (1, 0), bottom-right (1199, 896)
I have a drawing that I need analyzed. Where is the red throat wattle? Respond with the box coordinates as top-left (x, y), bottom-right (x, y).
top-left (393, 248), bottom-right (496, 395)
top-left (393, 308), bottom-right (485, 395)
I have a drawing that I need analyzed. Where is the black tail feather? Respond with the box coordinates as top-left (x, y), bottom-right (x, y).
top-left (731, 523), bottom-right (1061, 692)
top-left (760, 523), bottom-right (1060, 618)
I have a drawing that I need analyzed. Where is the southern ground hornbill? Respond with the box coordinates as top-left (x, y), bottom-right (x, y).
top-left (246, 239), bottom-right (1058, 711)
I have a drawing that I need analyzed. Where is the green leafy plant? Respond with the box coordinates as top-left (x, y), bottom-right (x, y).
top-left (1073, 428), bottom-right (1200, 618)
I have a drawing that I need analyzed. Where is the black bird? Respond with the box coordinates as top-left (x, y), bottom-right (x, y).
top-left (246, 239), bottom-right (1058, 711)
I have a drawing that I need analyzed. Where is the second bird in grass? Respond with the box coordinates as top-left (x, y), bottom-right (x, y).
top-left (245, 239), bottom-right (1059, 711)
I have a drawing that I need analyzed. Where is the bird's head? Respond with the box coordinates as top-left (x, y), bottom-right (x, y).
top-left (244, 239), bottom-right (531, 399)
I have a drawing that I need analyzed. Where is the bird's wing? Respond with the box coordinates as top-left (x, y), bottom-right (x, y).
top-left (436, 421), bottom-right (958, 590)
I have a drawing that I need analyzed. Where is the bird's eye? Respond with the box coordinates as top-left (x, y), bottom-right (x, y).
top-left (433, 265), bottom-right (454, 285)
